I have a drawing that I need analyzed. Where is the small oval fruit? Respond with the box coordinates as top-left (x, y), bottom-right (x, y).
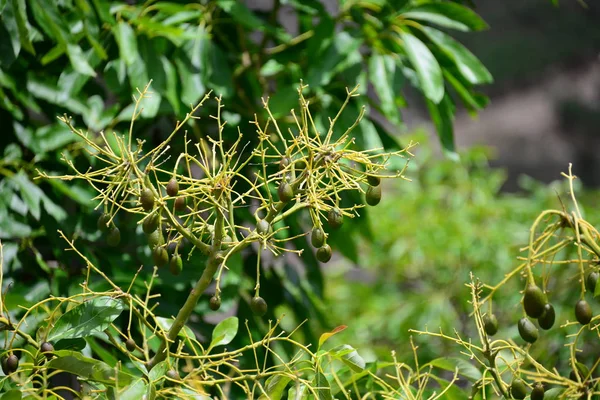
top-left (40, 342), bottom-right (54, 359)
top-left (166, 369), bottom-right (179, 380)
top-left (523, 284), bottom-right (547, 318)
top-left (174, 196), bottom-right (186, 212)
top-left (1, 357), bottom-right (8, 375)
top-left (143, 213), bottom-right (160, 234)
top-left (530, 383), bottom-right (544, 400)
top-left (538, 303), bottom-right (555, 330)
top-left (5, 354), bottom-right (18, 374)
top-left (152, 247), bottom-right (169, 267)
top-left (221, 235), bottom-right (232, 250)
top-left (365, 185), bottom-right (382, 206)
top-left (311, 227), bottom-right (326, 248)
top-left (209, 296), bottom-right (221, 311)
top-left (278, 181), bottom-right (294, 203)
top-left (575, 299), bottom-right (592, 325)
top-left (169, 255), bottom-right (183, 276)
top-left (316, 244), bottom-right (332, 263)
top-left (279, 157), bottom-right (291, 171)
top-left (327, 207), bottom-right (343, 229)
top-left (147, 230), bottom-right (164, 249)
top-left (250, 296), bottom-right (268, 316)
top-left (140, 188), bottom-right (154, 211)
top-left (510, 379), bottom-right (528, 400)
top-left (107, 227), bottom-right (121, 247)
top-left (257, 219), bottom-right (271, 235)
top-left (97, 213), bottom-right (111, 232)
top-left (482, 313), bottom-right (498, 336)
top-left (166, 178), bottom-right (179, 197)
top-left (518, 317), bottom-right (539, 343)
top-left (125, 338), bottom-right (136, 352)
top-left (367, 175), bottom-right (381, 187)
top-left (586, 271), bottom-right (599, 293)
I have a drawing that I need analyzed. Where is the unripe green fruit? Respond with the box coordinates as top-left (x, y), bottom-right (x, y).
top-left (152, 247), bottom-right (169, 267)
top-left (279, 157), bottom-right (291, 171)
top-left (311, 227), bottom-right (326, 248)
top-left (5, 355), bottom-right (18, 374)
top-left (107, 227), bottom-right (121, 247)
top-left (221, 235), bottom-right (232, 250)
top-left (40, 342), bottom-right (54, 359)
top-left (518, 317), bottom-right (538, 343)
top-left (169, 255), bottom-right (183, 276)
top-left (523, 284), bottom-right (547, 318)
top-left (586, 271), bottom-right (599, 293)
top-left (530, 383), bottom-right (544, 400)
top-left (209, 296), bottom-right (221, 311)
top-left (174, 196), bottom-right (186, 212)
top-left (166, 369), bottom-right (179, 380)
top-left (140, 189), bottom-right (154, 211)
top-left (1, 357), bottom-right (8, 375)
top-left (125, 338), bottom-right (136, 352)
top-left (316, 244), bottom-right (332, 263)
top-left (510, 379), bottom-right (528, 399)
top-left (575, 299), bottom-right (592, 325)
top-left (278, 181), bottom-right (294, 203)
top-left (257, 219), bottom-right (270, 235)
top-left (327, 207), bottom-right (343, 229)
top-left (294, 159), bottom-right (307, 172)
top-left (166, 178), bottom-right (179, 197)
top-left (147, 230), bottom-right (164, 249)
top-left (143, 213), bottom-right (160, 234)
top-left (482, 313), bottom-right (498, 336)
top-left (250, 296), bottom-right (268, 316)
top-left (97, 213), bottom-right (111, 232)
top-left (367, 175), bottom-right (380, 187)
top-left (365, 185), bottom-right (382, 206)
top-left (538, 303), bottom-right (555, 330)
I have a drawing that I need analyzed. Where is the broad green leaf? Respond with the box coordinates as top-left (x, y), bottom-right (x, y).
top-left (66, 44), bottom-right (96, 77)
top-left (114, 22), bottom-right (138, 67)
top-left (210, 316), bottom-right (238, 348)
top-left (368, 53), bottom-right (401, 124)
top-left (2, 1), bottom-right (21, 59)
top-left (426, 93), bottom-right (456, 155)
top-left (314, 372), bottom-right (332, 400)
top-left (54, 337), bottom-right (87, 351)
top-left (118, 379), bottom-right (148, 400)
top-left (330, 344), bottom-right (365, 372)
top-left (148, 360), bottom-right (168, 382)
top-left (318, 325), bottom-right (347, 349)
top-left (426, 357), bottom-right (482, 382)
top-left (204, 40), bottom-right (233, 97)
top-left (0, 390), bottom-right (22, 400)
top-left (401, 2), bottom-right (488, 32)
top-left (307, 32), bottom-right (362, 87)
top-left (11, 171), bottom-right (42, 219)
top-left (160, 56), bottom-right (180, 114)
top-left (10, 0), bottom-right (34, 54)
top-left (47, 350), bottom-right (135, 387)
top-left (442, 69), bottom-right (487, 114)
top-left (258, 375), bottom-right (292, 400)
top-left (544, 388), bottom-right (566, 399)
top-left (156, 316), bottom-right (195, 339)
top-left (422, 26), bottom-right (492, 85)
top-left (399, 31), bottom-right (443, 103)
top-left (87, 337), bottom-right (118, 367)
top-left (216, 0), bottom-right (264, 30)
top-left (287, 383), bottom-right (308, 399)
top-left (47, 296), bottom-right (125, 342)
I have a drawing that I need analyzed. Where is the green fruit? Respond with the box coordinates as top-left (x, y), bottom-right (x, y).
top-left (510, 379), bottom-right (528, 399)
top-left (5, 355), bottom-right (18, 374)
top-left (140, 188), bottom-right (154, 211)
top-left (279, 157), bottom-right (291, 171)
top-left (586, 271), bottom-right (599, 293)
top-left (523, 284), bottom-right (547, 318)
top-left (278, 181), bottom-right (294, 203)
top-left (327, 207), bottom-right (343, 229)
top-left (294, 159), bottom-right (307, 172)
top-left (147, 230), bottom-right (164, 249)
top-left (365, 185), bottom-right (382, 206)
top-left (152, 247), bottom-right (169, 267)
top-left (311, 227), bottom-right (326, 248)
top-left (367, 175), bottom-right (381, 187)
top-left (40, 342), bottom-right (54, 359)
top-left (1, 357), bottom-right (8, 375)
top-left (143, 213), bottom-right (160, 234)
top-left (174, 196), bottom-right (186, 212)
top-left (221, 235), bottom-right (232, 250)
top-left (482, 313), bottom-right (498, 336)
top-left (250, 296), bottom-right (268, 316)
top-left (166, 178), bottom-right (179, 197)
top-left (530, 383), bottom-right (544, 400)
top-left (107, 227), bottom-right (121, 247)
top-left (166, 369), bottom-right (179, 380)
top-left (257, 219), bottom-right (271, 235)
top-left (209, 296), bottom-right (221, 311)
top-left (316, 244), bottom-right (332, 263)
top-left (575, 300), bottom-right (592, 325)
top-left (125, 338), bottom-right (136, 352)
top-left (169, 255), bottom-right (183, 276)
top-left (97, 213), bottom-right (111, 232)
top-left (518, 317), bottom-right (538, 343)
top-left (538, 303), bottom-right (555, 330)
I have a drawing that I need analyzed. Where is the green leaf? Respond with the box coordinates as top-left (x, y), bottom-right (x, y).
top-left (10, 171), bottom-right (42, 219)
top-left (54, 337), bottom-right (87, 351)
top-left (156, 316), bottom-right (195, 339)
top-left (66, 44), bottom-right (96, 77)
top-left (258, 375), bottom-right (292, 400)
top-left (118, 379), bottom-right (148, 400)
top-left (307, 31), bottom-right (362, 87)
top-left (0, 390), bottom-right (22, 400)
top-left (114, 22), bottom-right (138, 67)
top-left (160, 56), bottom-right (180, 114)
top-left (421, 26), bottom-right (492, 85)
top-left (399, 31), bottom-right (444, 103)
top-left (47, 296), bottom-right (125, 342)
top-left (287, 383), bottom-right (308, 399)
top-left (47, 350), bottom-right (135, 387)
top-left (442, 69), bottom-right (487, 114)
top-left (401, 2), bottom-right (488, 32)
top-left (10, 0), bottom-right (34, 54)
top-left (203, 40), bottom-right (233, 97)
top-left (314, 372), bottom-right (332, 400)
top-left (426, 93), bottom-right (456, 155)
top-left (318, 325), bottom-right (347, 349)
top-left (544, 388), bottom-right (566, 399)
top-left (148, 360), bottom-right (168, 383)
top-left (210, 316), bottom-right (238, 348)
top-left (368, 53), bottom-right (401, 124)
top-left (216, 0), bottom-right (264, 30)
top-left (330, 344), bottom-right (365, 372)
top-left (426, 357), bottom-right (482, 382)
